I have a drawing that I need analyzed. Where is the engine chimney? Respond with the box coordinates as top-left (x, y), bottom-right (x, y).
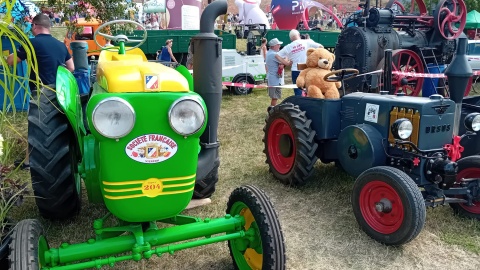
top-left (192, 0), bottom-right (227, 187)
top-left (444, 38), bottom-right (473, 136)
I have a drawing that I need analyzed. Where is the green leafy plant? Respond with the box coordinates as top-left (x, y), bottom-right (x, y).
top-left (0, 0), bottom-right (38, 245)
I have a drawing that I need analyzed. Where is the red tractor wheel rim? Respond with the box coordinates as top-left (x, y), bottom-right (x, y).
top-left (456, 167), bottom-right (480, 214)
top-left (359, 181), bottom-right (405, 234)
top-left (268, 118), bottom-right (295, 174)
top-left (391, 50), bottom-right (424, 96)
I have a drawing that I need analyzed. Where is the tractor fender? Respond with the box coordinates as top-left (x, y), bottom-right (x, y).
top-left (337, 124), bottom-right (386, 177)
top-left (55, 66), bottom-right (87, 156)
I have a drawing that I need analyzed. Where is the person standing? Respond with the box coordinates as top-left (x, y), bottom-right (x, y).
top-left (186, 39), bottom-right (194, 70)
top-left (275, 29), bottom-right (323, 96)
top-left (159, 39), bottom-right (178, 64)
top-left (7, 14), bottom-right (74, 169)
top-left (152, 18), bottom-right (160, 30)
top-left (260, 38), bottom-right (267, 62)
top-left (266, 38), bottom-right (291, 109)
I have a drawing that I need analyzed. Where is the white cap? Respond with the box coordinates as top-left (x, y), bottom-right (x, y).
top-left (268, 38), bottom-right (283, 46)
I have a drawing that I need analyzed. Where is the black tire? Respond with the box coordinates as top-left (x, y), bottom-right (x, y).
top-left (9, 219), bottom-right (49, 270)
top-left (352, 166), bottom-right (426, 246)
top-left (449, 156), bottom-right (480, 220)
top-left (193, 166), bottom-right (219, 199)
top-left (227, 185), bottom-right (286, 270)
top-left (230, 76), bottom-right (254, 95)
top-left (263, 103), bottom-right (318, 186)
top-left (28, 88), bottom-right (81, 220)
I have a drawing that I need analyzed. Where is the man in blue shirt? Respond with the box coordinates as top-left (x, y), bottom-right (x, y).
top-left (7, 13), bottom-right (74, 89)
top-left (7, 13), bottom-right (74, 169)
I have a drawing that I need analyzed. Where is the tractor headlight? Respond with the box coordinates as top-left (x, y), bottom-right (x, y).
top-left (391, 118), bottom-right (413, 140)
top-left (92, 97), bottom-right (135, 138)
top-left (169, 97), bottom-right (206, 136)
top-left (464, 113), bottom-right (480, 132)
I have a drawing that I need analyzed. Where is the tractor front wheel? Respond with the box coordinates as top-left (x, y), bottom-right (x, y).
top-left (449, 156), bottom-right (480, 220)
top-left (227, 185), bottom-right (286, 270)
top-left (9, 219), bottom-right (49, 270)
top-left (28, 88), bottom-right (81, 220)
top-left (263, 103), bottom-right (318, 186)
top-left (352, 166), bottom-right (426, 246)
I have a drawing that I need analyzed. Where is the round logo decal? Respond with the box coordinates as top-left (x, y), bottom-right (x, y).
top-left (167, 0), bottom-right (175, 9)
top-left (125, 134), bottom-right (178, 164)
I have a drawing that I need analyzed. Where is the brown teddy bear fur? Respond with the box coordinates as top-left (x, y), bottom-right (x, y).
top-left (296, 48), bottom-right (341, 99)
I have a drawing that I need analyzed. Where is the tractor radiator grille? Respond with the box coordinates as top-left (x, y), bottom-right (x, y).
top-left (344, 106), bottom-right (356, 122)
top-left (388, 107), bottom-right (420, 147)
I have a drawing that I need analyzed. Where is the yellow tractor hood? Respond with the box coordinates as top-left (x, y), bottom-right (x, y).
top-left (96, 49), bottom-right (189, 93)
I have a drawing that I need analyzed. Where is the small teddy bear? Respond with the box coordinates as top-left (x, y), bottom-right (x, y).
top-left (296, 48), bottom-right (341, 99)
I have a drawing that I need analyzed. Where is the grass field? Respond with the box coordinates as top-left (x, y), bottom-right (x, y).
top-left (1, 27), bottom-right (479, 270)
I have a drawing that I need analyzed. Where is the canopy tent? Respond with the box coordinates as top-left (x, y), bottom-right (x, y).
top-left (465, 10), bottom-right (480, 29)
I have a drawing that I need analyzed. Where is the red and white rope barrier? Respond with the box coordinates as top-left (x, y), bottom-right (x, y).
top-left (222, 82), bottom-right (267, 88)
top-left (392, 70), bottom-right (480, 78)
top-left (220, 69), bottom-right (480, 90)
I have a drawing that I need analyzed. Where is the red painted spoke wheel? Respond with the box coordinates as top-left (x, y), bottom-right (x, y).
top-left (435, 0), bottom-right (466, 40)
top-left (390, 49), bottom-right (425, 96)
top-left (352, 167), bottom-right (426, 246)
top-left (359, 181), bottom-right (404, 234)
top-left (263, 103), bottom-right (318, 186)
top-left (267, 118), bottom-right (296, 175)
top-left (450, 156), bottom-right (480, 219)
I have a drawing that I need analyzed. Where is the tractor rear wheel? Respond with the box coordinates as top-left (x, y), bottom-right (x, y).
top-left (449, 156), bottom-right (480, 220)
top-left (28, 88), bottom-right (81, 220)
top-left (227, 185), bottom-right (286, 270)
top-left (263, 103), bottom-right (318, 186)
top-left (9, 219), bottom-right (49, 270)
top-left (352, 166), bottom-right (426, 246)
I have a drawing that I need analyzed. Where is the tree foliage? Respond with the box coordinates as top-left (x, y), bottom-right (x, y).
top-left (46, 0), bottom-right (137, 33)
top-left (464, 0), bottom-right (479, 13)
top-left (47, 0), bottom-right (135, 22)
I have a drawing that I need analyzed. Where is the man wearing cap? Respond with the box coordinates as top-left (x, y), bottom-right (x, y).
top-left (7, 13), bottom-right (74, 170)
top-left (266, 38), bottom-right (291, 109)
top-left (276, 29), bottom-right (323, 96)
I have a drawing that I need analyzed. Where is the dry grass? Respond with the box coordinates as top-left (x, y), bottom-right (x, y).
top-left (3, 28), bottom-right (480, 270)
top-left (6, 87), bottom-right (480, 270)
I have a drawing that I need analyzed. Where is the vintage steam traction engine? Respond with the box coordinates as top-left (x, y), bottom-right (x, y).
top-left (334, 0), bottom-right (467, 96)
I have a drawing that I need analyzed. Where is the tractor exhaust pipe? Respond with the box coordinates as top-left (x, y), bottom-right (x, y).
top-left (445, 38), bottom-right (472, 136)
top-left (192, 0), bottom-right (227, 185)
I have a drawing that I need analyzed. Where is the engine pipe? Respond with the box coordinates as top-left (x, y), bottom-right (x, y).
top-left (192, 0), bottom-right (227, 183)
top-left (444, 38), bottom-right (472, 136)
top-left (383, 49), bottom-right (393, 94)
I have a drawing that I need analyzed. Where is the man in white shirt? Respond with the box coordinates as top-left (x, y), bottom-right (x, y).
top-left (276, 29), bottom-right (323, 96)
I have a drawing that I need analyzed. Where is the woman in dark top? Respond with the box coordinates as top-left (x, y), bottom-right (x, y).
top-left (159, 39), bottom-right (177, 63)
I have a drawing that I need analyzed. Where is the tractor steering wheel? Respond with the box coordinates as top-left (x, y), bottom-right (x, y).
top-left (323, 69), bottom-right (359, 82)
top-left (93, 20), bottom-right (147, 52)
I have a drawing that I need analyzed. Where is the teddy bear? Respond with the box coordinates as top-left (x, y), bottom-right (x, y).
top-left (296, 48), bottom-right (341, 99)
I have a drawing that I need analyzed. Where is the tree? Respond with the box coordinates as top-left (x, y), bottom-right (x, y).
top-left (47, 0), bottom-right (135, 22)
top-left (464, 0), bottom-right (479, 13)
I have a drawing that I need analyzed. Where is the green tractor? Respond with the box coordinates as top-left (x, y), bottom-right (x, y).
top-left (9, 1), bottom-right (286, 269)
